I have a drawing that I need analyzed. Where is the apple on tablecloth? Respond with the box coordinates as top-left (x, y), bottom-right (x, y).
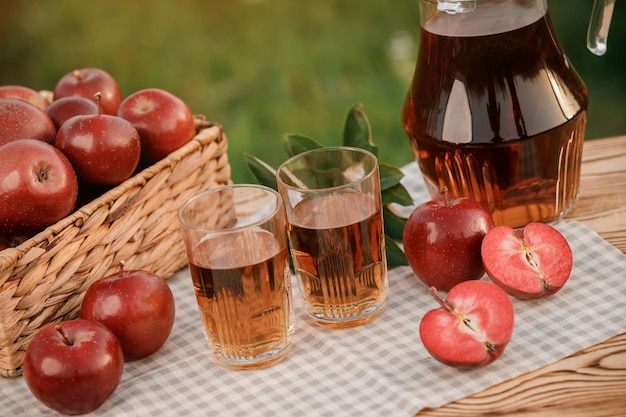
top-left (403, 190), bottom-right (495, 291)
top-left (481, 222), bottom-right (573, 299)
top-left (420, 280), bottom-right (515, 368)
top-left (81, 269), bottom-right (176, 361)
top-left (23, 319), bottom-right (124, 415)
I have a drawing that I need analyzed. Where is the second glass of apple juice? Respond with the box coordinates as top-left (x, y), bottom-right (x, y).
top-left (178, 184), bottom-right (295, 370)
top-left (276, 146), bottom-right (389, 328)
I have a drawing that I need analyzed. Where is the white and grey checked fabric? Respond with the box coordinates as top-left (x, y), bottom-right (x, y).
top-left (2, 162), bottom-right (625, 416)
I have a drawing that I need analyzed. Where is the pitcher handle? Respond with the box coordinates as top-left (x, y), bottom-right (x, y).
top-left (587, 0), bottom-right (615, 56)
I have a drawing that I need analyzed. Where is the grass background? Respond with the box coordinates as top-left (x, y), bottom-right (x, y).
top-left (1, 0), bottom-right (624, 183)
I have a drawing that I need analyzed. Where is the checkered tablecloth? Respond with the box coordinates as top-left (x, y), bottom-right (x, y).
top-left (2, 162), bottom-right (626, 416)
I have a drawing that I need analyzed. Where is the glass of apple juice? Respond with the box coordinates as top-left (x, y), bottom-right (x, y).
top-left (276, 146), bottom-right (389, 328)
top-left (178, 184), bottom-right (295, 369)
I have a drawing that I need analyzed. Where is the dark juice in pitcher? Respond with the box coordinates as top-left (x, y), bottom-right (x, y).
top-left (402, 2), bottom-right (588, 228)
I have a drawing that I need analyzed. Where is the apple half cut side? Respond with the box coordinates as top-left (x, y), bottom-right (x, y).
top-left (419, 281), bottom-right (515, 368)
top-left (481, 222), bottom-right (573, 300)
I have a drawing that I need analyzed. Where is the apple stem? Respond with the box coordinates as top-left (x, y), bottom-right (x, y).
top-left (93, 92), bottom-right (103, 115)
top-left (428, 286), bottom-right (453, 313)
top-left (55, 325), bottom-right (73, 346)
top-left (440, 187), bottom-right (449, 206)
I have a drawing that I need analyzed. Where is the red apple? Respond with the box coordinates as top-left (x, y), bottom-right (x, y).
top-left (0, 139), bottom-right (78, 236)
top-left (403, 190), bottom-right (495, 291)
top-left (0, 85), bottom-right (48, 111)
top-left (0, 98), bottom-right (56, 146)
top-left (117, 88), bottom-right (196, 163)
top-left (420, 281), bottom-right (515, 368)
top-left (481, 222), bottom-right (573, 299)
top-left (53, 68), bottom-right (122, 115)
top-left (23, 319), bottom-right (124, 415)
top-left (55, 93), bottom-right (141, 186)
top-left (45, 96), bottom-right (99, 130)
top-left (81, 269), bottom-right (176, 361)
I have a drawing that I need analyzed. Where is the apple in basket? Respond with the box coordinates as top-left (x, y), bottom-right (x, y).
top-left (0, 85), bottom-right (48, 111)
top-left (403, 189), bottom-right (495, 291)
top-left (481, 222), bottom-right (573, 299)
top-left (55, 93), bottom-right (141, 186)
top-left (0, 97), bottom-right (56, 146)
top-left (420, 280), bottom-right (515, 368)
top-left (23, 319), bottom-right (124, 415)
top-left (0, 139), bottom-right (78, 236)
top-left (81, 269), bottom-right (176, 361)
top-left (53, 67), bottom-right (123, 115)
top-left (45, 96), bottom-right (99, 130)
top-left (117, 87), bottom-right (196, 163)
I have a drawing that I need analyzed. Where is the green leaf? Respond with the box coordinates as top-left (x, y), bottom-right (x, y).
top-left (383, 205), bottom-right (407, 241)
top-left (382, 183), bottom-right (414, 206)
top-left (379, 162), bottom-right (404, 190)
top-left (244, 153), bottom-right (278, 189)
top-left (385, 235), bottom-right (408, 267)
top-left (342, 104), bottom-right (378, 156)
top-left (282, 134), bottom-right (323, 157)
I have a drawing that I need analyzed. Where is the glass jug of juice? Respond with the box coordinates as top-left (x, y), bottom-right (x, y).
top-left (401, 0), bottom-right (612, 228)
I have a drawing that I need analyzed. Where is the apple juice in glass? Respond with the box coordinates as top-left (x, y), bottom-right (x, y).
top-left (277, 146), bottom-right (389, 327)
top-left (402, 0), bottom-right (589, 229)
top-left (178, 185), bottom-right (295, 370)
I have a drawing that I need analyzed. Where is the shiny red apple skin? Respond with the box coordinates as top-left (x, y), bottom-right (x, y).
top-left (55, 113), bottom-right (141, 186)
top-left (481, 222), bottom-right (573, 299)
top-left (419, 280), bottom-right (515, 368)
top-left (0, 85), bottom-right (48, 111)
top-left (23, 319), bottom-right (124, 415)
top-left (403, 194), bottom-right (495, 292)
top-left (117, 88), bottom-right (196, 163)
top-left (45, 96), bottom-right (99, 130)
top-left (0, 139), bottom-right (78, 236)
top-left (0, 98), bottom-right (56, 146)
top-left (81, 269), bottom-right (176, 361)
top-left (53, 68), bottom-right (122, 115)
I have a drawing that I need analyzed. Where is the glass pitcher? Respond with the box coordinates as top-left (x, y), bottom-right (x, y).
top-left (401, 0), bottom-right (614, 228)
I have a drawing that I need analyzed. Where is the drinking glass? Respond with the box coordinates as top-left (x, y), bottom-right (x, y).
top-left (276, 146), bottom-right (389, 328)
top-left (178, 184), bottom-right (295, 369)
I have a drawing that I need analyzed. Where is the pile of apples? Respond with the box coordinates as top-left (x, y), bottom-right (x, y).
top-left (23, 268), bottom-right (176, 415)
top-left (0, 67), bottom-right (197, 242)
top-left (402, 190), bottom-right (573, 368)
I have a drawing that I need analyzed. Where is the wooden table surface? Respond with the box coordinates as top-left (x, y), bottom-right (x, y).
top-left (417, 135), bottom-right (626, 417)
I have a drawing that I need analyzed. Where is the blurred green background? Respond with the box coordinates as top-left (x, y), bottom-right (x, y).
top-left (1, 0), bottom-right (624, 183)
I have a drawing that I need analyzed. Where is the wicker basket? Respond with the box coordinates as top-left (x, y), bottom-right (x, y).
top-left (0, 117), bottom-right (231, 377)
